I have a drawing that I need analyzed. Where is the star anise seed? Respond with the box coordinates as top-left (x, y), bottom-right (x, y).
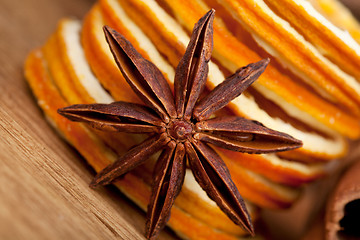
top-left (58, 9), bottom-right (302, 239)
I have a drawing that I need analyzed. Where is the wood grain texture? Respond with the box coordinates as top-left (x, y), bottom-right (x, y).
top-left (0, 0), bottom-right (176, 239)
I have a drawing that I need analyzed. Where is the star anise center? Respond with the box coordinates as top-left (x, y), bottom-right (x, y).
top-left (166, 119), bottom-right (194, 141)
top-left (57, 9), bottom-right (303, 240)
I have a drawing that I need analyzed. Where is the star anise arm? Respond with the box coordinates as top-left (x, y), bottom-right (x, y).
top-left (193, 59), bottom-right (270, 121)
top-left (103, 26), bottom-right (176, 122)
top-left (185, 140), bottom-right (254, 235)
top-left (58, 101), bottom-right (164, 133)
top-left (90, 133), bottom-right (170, 188)
top-left (174, 9), bottom-right (214, 120)
top-left (146, 142), bottom-right (186, 240)
top-left (195, 116), bottom-right (302, 153)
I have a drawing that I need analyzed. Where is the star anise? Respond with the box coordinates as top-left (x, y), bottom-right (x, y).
top-left (58, 9), bottom-right (302, 239)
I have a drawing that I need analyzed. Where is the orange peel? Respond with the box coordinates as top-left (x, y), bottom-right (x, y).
top-left (264, 0), bottom-right (360, 81)
top-left (42, 19), bottom-right (113, 105)
top-left (218, 149), bottom-right (326, 187)
top-left (108, 0), bottom-right (350, 161)
top-left (309, 0), bottom-right (360, 43)
top-left (160, 0), bottom-right (360, 136)
top-left (214, 0), bottom-right (360, 115)
top-left (95, 0), bottom-right (334, 185)
top-left (81, 5), bottom-right (141, 103)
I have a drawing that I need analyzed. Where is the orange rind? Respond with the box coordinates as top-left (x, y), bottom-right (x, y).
top-left (104, 0), bottom-right (350, 161)
top-left (213, 0), bottom-right (360, 115)
top-left (175, 170), bottom-right (258, 235)
top-left (309, 0), bottom-right (360, 43)
top-left (218, 149), bottom-right (326, 187)
top-left (25, 49), bottom-right (117, 173)
top-left (82, 3), bottom-right (175, 103)
top-left (81, 5), bottom-right (141, 104)
top-left (264, 0), bottom-right (360, 81)
top-left (157, 0), bottom-right (360, 138)
top-left (42, 19), bottom-right (113, 105)
top-left (93, 0), bottom-right (332, 184)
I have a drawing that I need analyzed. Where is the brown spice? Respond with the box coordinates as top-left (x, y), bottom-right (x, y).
top-left (58, 9), bottom-right (302, 239)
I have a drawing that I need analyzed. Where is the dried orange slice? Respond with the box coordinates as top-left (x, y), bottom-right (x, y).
top-left (118, 0), bottom-right (360, 140)
top-left (42, 19), bottom-right (140, 152)
top-left (160, 0), bottom-right (360, 136)
top-left (175, 170), bottom-right (258, 235)
top-left (309, 0), bottom-right (360, 43)
top-left (82, 4), bottom-right (175, 103)
top-left (42, 20), bottom-right (113, 105)
top-left (25, 49), bottom-right (116, 173)
top-left (104, 0), bottom-right (349, 162)
top-left (95, 0), bottom-right (334, 188)
top-left (213, 0), bottom-right (360, 115)
top-left (223, 157), bottom-right (300, 209)
top-left (264, 0), bottom-right (360, 81)
top-left (219, 149), bottom-right (326, 187)
top-left (82, 5), bottom-right (141, 103)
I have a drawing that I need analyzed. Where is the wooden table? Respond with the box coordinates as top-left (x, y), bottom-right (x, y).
top-left (1, 0), bottom-right (359, 239)
top-left (0, 0), bottom-right (176, 239)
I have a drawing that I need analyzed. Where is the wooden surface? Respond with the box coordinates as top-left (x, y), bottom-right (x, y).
top-left (1, 0), bottom-right (360, 240)
top-left (0, 0), bottom-right (176, 239)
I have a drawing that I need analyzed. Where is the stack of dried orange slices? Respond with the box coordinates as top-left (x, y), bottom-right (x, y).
top-left (24, 0), bottom-right (360, 239)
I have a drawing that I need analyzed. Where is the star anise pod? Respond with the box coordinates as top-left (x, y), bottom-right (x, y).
top-left (58, 9), bottom-right (302, 239)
